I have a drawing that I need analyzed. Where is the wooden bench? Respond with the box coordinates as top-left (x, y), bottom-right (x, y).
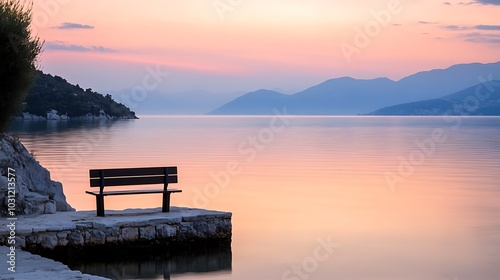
top-left (85, 166), bottom-right (181, 217)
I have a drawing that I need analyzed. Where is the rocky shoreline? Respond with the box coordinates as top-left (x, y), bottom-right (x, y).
top-left (0, 134), bottom-right (74, 216)
top-left (17, 109), bottom-right (138, 120)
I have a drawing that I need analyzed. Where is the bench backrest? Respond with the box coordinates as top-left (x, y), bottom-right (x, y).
top-left (89, 166), bottom-right (178, 193)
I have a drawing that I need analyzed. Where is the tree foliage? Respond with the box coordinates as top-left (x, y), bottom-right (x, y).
top-left (0, 0), bottom-right (42, 132)
top-left (24, 71), bottom-right (137, 118)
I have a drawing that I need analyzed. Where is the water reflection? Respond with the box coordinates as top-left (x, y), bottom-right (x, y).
top-left (8, 119), bottom-right (134, 135)
top-left (67, 247), bottom-right (232, 279)
top-left (9, 116), bottom-right (500, 279)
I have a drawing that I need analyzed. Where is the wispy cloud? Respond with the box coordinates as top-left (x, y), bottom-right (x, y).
top-left (463, 32), bottom-right (500, 43)
top-left (444, 25), bottom-right (471, 30)
top-left (53, 22), bottom-right (95, 30)
top-left (418, 21), bottom-right (439, 24)
top-left (439, 23), bottom-right (500, 44)
top-left (441, 24), bottom-right (500, 31)
top-left (475, 0), bottom-right (500, 5)
top-left (476, 24), bottom-right (500, 30)
top-left (452, 0), bottom-right (500, 5)
top-left (45, 41), bottom-right (118, 53)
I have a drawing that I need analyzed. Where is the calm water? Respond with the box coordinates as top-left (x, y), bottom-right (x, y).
top-left (8, 116), bottom-right (500, 280)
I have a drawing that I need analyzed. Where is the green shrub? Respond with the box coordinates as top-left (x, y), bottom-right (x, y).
top-left (0, 0), bottom-right (43, 132)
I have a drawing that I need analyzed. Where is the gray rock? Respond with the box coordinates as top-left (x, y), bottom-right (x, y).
top-left (25, 235), bottom-right (37, 246)
top-left (84, 230), bottom-right (92, 243)
top-left (0, 134), bottom-right (75, 217)
top-left (179, 222), bottom-right (196, 236)
top-left (23, 193), bottom-right (47, 215)
top-left (121, 227), bottom-right (138, 241)
top-left (58, 238), bottom-right (69, 247)
top-left (139, 226), bottom-right (156, 240)
top-left (104, 227), bottom-right (118, 243)
top-left (44, 200), bottom-right (57, 214)
top-left (57, 232), bottom-right (69, 246)
top-left (193, 221), bottom-right (217, 237)
top-left (38, 234), bottom-right (58, 249)
top-left (15, 236), bottom-right (26, 248)
top-left (156, 224), bottom-right (176, 238)
top-left (68, 231), bottom-right (84, 246)
top-left (90, 230), bottom-right (106, 245)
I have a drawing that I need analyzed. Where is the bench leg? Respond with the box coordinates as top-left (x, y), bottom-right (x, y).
top-left (162, 192), bottom-right (172, 212)
top-left (96, 195), bottom-right (105, 217)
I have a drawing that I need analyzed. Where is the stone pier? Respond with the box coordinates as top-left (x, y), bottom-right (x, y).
top-left (0, 207), bottom-right (231, 259)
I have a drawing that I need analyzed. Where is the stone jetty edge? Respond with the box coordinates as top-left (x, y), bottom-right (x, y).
top-left (1, 207), bottom-right (231, 252)
top-left (1, 206), bottom-right (232, 278)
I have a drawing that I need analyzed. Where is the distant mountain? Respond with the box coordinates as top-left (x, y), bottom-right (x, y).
top-left (209, 61), bottom-right (500, 115)
top-left (21, 71), bottom-right (137, 119)
top-left (370, 81), bottom-right (500, 116)
top-left (290, 77), bottom-right (396, 115)
top-left (107, 89), bottom-right (243, 115)
top-left (210, 89), bottom-right (289, 115)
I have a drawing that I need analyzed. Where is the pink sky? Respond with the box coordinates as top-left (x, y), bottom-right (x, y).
top-left (30, 0), bottom-right (500, 94)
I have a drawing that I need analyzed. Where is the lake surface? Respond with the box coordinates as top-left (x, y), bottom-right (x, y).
top-left (8, 116), bottom-right (500, 279)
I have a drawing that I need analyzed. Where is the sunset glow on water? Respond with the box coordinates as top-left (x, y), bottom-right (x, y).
top-left (10, 116), bottom-right (500, 279)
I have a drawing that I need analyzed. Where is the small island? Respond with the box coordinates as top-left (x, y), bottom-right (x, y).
top-left (19, 71), bottom-right (137, 120)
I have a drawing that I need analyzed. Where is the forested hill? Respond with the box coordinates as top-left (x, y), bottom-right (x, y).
top-left (21, 71), bottom-right (137, 119)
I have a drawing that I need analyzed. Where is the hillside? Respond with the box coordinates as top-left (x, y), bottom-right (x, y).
top-left (209, 61), bottom-right (500, 115)
top-left (21, 71), bottom-right (137, 119)
top-left (370, 81), bottom-right (500, 116)
top-left (210, 89), bottom-right (289, 115)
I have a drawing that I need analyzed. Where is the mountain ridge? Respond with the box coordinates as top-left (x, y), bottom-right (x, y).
top-left (209, 61), bottom-right (500, 115)
top-left (370, 80), bottom-right (500, 116)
